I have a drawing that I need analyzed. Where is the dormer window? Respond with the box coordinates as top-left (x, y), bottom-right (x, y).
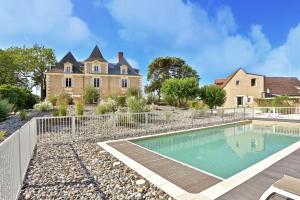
top-left (121, 66), bottom-right (128, 74)
top-left (93, 65), bottom-right (100, 73)
top-left (64, 64), bottom-right (72, 73)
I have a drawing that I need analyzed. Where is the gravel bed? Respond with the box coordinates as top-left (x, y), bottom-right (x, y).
top-left (0, 110), bottom-right (50, 143)
top-left (19, 142), bottom-right (173, 200)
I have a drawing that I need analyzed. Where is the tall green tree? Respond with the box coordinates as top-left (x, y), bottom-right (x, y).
top-left (199, 85), bottom-right (226, 109)
top-left (145, 57), bottom-right (199, 100)
top-left (6, 45), bottom-right (56, 100)
top-left (0, 50), bottom-right (21, 85)
top-left (27, 45), bottom-right (56, 100)
top-left (162, 77), bottom-right (200, 107)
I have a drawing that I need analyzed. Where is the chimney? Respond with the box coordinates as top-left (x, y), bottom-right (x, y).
top-left (118, 52), bottom-right (123, 62)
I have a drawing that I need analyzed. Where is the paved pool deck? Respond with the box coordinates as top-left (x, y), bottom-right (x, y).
top-left (108, 141), bottom-right (222, 194)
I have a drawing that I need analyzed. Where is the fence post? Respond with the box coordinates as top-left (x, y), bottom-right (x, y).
top-left (243, 107), bottom-right (246, 120)
top-left (145, 112), bottom-right (148, 133)
top-left (71, 116), bottom-right (75, 141)
top-left (221, 108), bottom-right (224, 123)
top-left (233, 108), bottom-right (236, 120)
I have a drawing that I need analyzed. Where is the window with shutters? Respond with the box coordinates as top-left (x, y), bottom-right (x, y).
top-left (65, 78), bottom-right (72, 87)
top-left (94, 78), bottom-right (100, 88)
top-left (121, 79), bottom-right (128, 88)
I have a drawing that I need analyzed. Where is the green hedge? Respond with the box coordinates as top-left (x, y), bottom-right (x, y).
top-left (0, 84), bottom-right (37, 110)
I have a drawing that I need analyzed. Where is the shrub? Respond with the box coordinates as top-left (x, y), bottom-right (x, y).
top-left (83, 86), bottom-right (100, 104)
top-left (271, 96), bottom-right (290, 107)
top-left (59, 104), bottom-right (67, 116)
top-left (19, 110), bottom-right (26, 121)
top-left (116, 96), bottom-right (126, 107)
top-left (0, 130), bottom-right (6, 139)
top-left (34, 101), bottom-right (53, 112)
top-left (52, 109), bottom-right (59, 116)
top-left (96, 104), bottom-right (108, 115)
top-left (48, 96), bottom-right (58, 106)
top-left (199, 85), bottom-right (226, 109)
top-left (75, 101), bottom-right (84, 115)
top-left (126, 96), bottom-right (149, 113)
top-left (95, 98), bottom-right (117, 114)
top-left (146, 93), bottom-right (159, 104)
top-left (105, 98), bottom-right (118, 112)
top-left (0, 84), bottom-right (37, 110)
top-left (162, 77), bottom-right (200, 107)
top-left (126, 87), bottom-right (142, 97)
top-left (0, 99), bottom-right (13, 122)
top-left (163, 94), bottom-right (176, 106)
top-left (187, 100), bottom-right (206, 110)
top-left (58, 92), bottom-right (73, 105)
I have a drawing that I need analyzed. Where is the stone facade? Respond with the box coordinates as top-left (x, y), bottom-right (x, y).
top-left (46, 46), bottom-right (142, 100)
top-left (215, 68), bottom-right (300, 108)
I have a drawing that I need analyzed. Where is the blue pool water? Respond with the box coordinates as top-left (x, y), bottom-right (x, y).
top-left (132, 122), bottom-right (300, 179)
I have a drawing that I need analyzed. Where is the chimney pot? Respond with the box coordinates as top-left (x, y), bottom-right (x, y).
top-left (118, 52), bottom-right (123, 62)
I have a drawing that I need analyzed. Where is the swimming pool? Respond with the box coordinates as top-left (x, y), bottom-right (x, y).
top-left (132, 122), bottom-right (300, 179)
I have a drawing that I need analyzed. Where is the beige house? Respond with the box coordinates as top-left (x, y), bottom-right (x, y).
top-left (215, 68), bottom-right (300, 108)
top-left (46, 46), bottom-right (142, 100)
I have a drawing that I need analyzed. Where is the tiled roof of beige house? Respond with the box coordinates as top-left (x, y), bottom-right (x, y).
top-left (265, 77), bottom-right (300, 97)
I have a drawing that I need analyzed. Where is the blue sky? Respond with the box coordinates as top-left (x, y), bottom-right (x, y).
top-left (1, 0), bottom-right (300, 86)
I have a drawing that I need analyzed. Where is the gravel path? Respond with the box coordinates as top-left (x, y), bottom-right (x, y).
top-left (19, 142), bottom-right (172, 200)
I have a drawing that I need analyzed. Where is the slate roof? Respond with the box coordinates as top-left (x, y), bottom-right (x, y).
top-left (50, 52), bottom-right (83, 73)
top-left (85, 45), bottom-right (107, 62)
top-left (265, 77), bottom-right (300, 97)
top-left (48, 46), bottom-right (140, 76)
top-left (109, 57), bottom-right (140, 76)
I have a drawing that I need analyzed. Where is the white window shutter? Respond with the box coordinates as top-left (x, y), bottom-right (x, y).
top-left (99, 78), bottom-right (102, 87)
top-left (72, 77), bottom-right (75, 87)
top-left (127, 79), bottom-right (130, 88)
top-left (62, 78), bottom-right (65, 87)
top-left (90, 77), bottom-right (93, 86)
top-left (119, 79), bottom-right (122, 88)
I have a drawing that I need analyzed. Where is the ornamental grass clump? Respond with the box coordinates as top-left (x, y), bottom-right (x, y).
top-left (33, 101), bottom-right (53, 112)
top-left (0, 99), bottom-right (13, 122)
top-left (75, 101), bottom-right (84, 116)
top-left (126, 96), bottom-right (149, 113)
top-left (59, 104), bottom-right (67, 116)
top-left (95, 98), bottom-right (118, 115)
top-left (19, 110), bottom-right (26, 121)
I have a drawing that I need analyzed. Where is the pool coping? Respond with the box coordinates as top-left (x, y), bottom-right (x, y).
top-left (98, 120), bottom-right (300, 200)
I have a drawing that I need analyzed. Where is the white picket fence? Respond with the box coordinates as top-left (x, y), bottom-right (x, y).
top-left (0, 120), bottom-right (36, 200)
top-left (1, 106), bottom-right (300, 199)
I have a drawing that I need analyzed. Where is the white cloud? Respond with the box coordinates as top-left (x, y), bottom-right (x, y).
top-left (104, 0), bottom-right (300, 82)
top-left (257, 23), bottom-right (300, 77)
top-left (0, 0), bottom-right (96, 48)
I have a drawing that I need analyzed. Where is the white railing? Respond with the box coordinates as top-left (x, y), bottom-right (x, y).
top-left (35, 108), bottom-right (253, 143)
top-left (253, 107), bottom-right (300, 120)
top-left (0, 119), bottom-right (36, 200)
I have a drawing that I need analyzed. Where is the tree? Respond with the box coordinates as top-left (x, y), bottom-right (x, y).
top-left (0, 50), bottom-right (21, 85)
top-left (161, 77), bottom-right (200, 107)
top-left (146, 57), bottom-right (199, 100)
top-left (199, 85), bottom-right (226, 109)
top-left (5, 45), bottom-right (56, 100)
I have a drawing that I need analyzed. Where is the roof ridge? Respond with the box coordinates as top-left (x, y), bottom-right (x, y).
top-left (85, 45), bottom-right (107, 62)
